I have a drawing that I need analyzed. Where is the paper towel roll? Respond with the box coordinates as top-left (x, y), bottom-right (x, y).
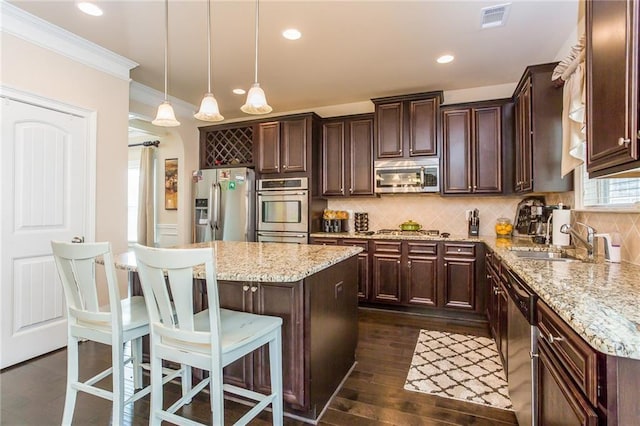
top-left (552, 209), bottom-right (571, 247)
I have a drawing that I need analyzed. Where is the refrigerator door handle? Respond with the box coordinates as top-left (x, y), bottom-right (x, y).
top-left (210, 182), bottom-right (220, 232)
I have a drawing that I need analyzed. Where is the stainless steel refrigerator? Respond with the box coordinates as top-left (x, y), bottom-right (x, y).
top-left (192, 168), bottom-right (255, 243)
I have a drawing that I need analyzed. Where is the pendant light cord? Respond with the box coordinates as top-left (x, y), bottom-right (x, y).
top-left (163, 0), bottom-right (169, 101)
top-left (207, 0), bottom-right (212, 93)
top-left (253, 0), bottom-right (259, 84)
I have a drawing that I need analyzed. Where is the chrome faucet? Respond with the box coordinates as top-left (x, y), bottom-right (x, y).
top-left (560, 222), bottom-right (597, 259)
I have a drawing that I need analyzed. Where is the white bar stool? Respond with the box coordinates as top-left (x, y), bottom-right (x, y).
top-left (51, 241), bottom-right (185, 425)
top-left (134, 244), bottom-right (283, 426)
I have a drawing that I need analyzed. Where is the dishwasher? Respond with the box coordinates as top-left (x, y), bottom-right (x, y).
top-left (505, 268), bottom-right (538, 426)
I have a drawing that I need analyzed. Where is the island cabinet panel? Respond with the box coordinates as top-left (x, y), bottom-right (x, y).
top-left (218, 280), bottom-right (305, 408)
top-left (371, 241), bottom-right (403, 304)
top-left (372, 91), bottom-right (443, 159)
top-left (586, 0), bottom-right (640, 177)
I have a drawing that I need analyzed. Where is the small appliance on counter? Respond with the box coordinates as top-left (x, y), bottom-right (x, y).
top-left (467, 209), bottom-right (479, 237)
top-left (354, 212), bottom-right (369, 232)
top-left (322, 209), bottom-right (349, 233)
top-left (513, 196), bottom-right (546, 237)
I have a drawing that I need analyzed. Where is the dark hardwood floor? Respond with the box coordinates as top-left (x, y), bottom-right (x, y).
top-left (1, 308), bottom-right (517, 425)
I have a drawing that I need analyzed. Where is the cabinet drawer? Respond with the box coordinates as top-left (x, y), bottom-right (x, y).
top-left (372, 241), bottom-right (402, 253)
top-left (443, 243), bottom-right (475, 257)
top-left (310, 238), bottom-right (339, 245)
top-left (407, 242), bottom-right (437, 255)
top-left (341, 239), bottom-right (369, 252)
top-left (537, 301), bottom-right (599, 406)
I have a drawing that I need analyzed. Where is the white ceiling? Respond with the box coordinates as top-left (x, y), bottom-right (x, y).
top-left (8, 0), bottom-right (581, 120)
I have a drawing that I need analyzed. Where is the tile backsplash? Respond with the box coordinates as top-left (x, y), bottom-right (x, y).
top-left (328, 192), bottom-right (640, 265)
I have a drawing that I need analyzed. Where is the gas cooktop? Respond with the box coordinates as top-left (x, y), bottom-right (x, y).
top-left (375, 229), bottom-right (441, 236)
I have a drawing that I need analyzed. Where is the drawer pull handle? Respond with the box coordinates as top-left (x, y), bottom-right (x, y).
top-left (529, 351), bottom-right (539, 359)
top-left (242, 285), bottom-right (250, 292)
top-left (251, 286), bottom-right (258, 293)
top-left (548, 334), bottom-right (564, 344)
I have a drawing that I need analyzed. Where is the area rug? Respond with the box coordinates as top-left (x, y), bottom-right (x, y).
top-left (404, 330), bottom-right (513, 410)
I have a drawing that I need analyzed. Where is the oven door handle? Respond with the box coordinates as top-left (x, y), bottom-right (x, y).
top-left (258, 232), bottom-right (307, 238)
top-left (257, 191), bottom-right (307, 196)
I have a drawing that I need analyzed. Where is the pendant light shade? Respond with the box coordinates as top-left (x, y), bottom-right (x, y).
top-left (241, 0), bottom-right (272, 115)
top-left (195, 0), bottom-right (224, 122)
top-left (153, 0), bottom-right (180, 127)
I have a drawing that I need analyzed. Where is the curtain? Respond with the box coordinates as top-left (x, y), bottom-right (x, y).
top-left (137, 147), bottom-right (155, 246)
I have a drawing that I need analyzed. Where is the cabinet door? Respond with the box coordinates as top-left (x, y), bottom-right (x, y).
top-left (252, 281), bottom-right (306, 408)
top-left (371, 241), bottom-right (402, 304)
top-left (537, 339), bottom-right (599, 426)
top-left (342, 239), bottom-right (370, 301)
top-left (409, 98), bottom-right (438, 156)
top-left (257, 122), bottom-right (281, 174)
top-left (348, 117), bottom-right (374, 195)
top-left (442, 109), bottom-right (472, 194)
top-left (474, 106), bottom-right (502, 193)
top-left (281, 118), bottom-right (308, 173)
top-left (218, 281), bottom-right (254, 389)
top-left (587, 0), bottom-right (640, 175)
top-left (442, 257), bottom-right (475, 310)
top-left (376, 102), bottom-right (403, 158)
top-left (498, 279), bottom-right (509, 369)
top-left (322, 121), bottom-right (346, 196)
top-left (515, 81), bottom-right (533, 192)
top-left (405, 242), bottom-right (437, 306)
top-left (486, 260), bottom-right (498, 340)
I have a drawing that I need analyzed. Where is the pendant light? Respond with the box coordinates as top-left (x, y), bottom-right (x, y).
top-left (153, 0), bottom-right (180, 127)
top-left (241, 0), bottom-right (272, 114)
top-left (194, 0), bottom-right (224, 122)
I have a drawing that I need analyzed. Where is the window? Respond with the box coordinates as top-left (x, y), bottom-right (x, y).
top-left (128, 148), bottom-right (141, 242)
top-left (579, 165), bottom-right (640, 208)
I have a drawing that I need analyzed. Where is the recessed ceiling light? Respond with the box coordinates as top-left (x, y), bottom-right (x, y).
top-left (437, 55), bottom-right (455, 64)
top-left (233, 88), bottom-right (246, 95)
top-left (282, 29), bottom-right (302, 40)
top-left (76, 1), bottom-right (103, 16)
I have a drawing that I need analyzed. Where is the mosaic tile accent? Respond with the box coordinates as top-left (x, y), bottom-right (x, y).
top-left (405, 330), bottom-right (512, 410)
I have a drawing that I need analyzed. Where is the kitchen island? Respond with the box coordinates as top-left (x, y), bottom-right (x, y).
top-left (114, 241), bottom-right (362, 423)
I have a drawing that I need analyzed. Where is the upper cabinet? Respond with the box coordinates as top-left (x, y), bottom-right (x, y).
top-left (322, 114), bottom-right (374, 197)
top-left (255, 113), bottom-right (320, 176)
top-left (441, 99), bottom-right (513, 195)
top-left (513, 63), bottom-right (573, 193)
top-left (586, 0), bottom-right (640, 177)
top-left (372, 91), bottom-right (443, 159)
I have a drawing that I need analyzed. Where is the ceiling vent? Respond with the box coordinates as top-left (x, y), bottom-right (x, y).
top-left (480, 3), bottom-right (511, 29)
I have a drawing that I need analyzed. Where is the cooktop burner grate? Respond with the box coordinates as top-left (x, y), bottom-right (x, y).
top-left (376, 229), bottom-right (441, 236)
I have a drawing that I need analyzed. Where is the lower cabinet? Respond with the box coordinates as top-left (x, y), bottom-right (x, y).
top-left (536, 300), bottom-right (600, 425)
top-left (218, 280), bottom-right (306, 409)
top-left (310, 237), bottom-right (485, 315)
top-left (486, 249), bottom-right (508, 368)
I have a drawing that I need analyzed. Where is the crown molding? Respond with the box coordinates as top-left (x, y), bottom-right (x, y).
top-left (130, 81), bottom-right (196, 119)
top-left (0, 0), bottom-right (137, 81)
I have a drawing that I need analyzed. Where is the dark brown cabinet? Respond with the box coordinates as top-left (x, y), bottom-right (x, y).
top-left (256, 114), bottom-right (317, 175)
top-left (371, 241), bottom-right (403, 304)
top-left (442, 100), bottom-right (512, 195)
top-left (586, 0), bottom-right (640, 177)
top-left (486, 250), bottom-right (508, 368)
top-left (536, 300), bottom-right (600, 425)
top-left (321, 114), bottom-right (374, 196)
top-left (442, 243), bottom-right (477, 310)
top-left (406, 242), bottom-right (438, 307)
top-left (219, 280), bottom-right (305, 408)
top-left (372, 92), bottom-right (443, 159)
top-left (310, 237), bottom-right (370, 302)
top-left (513, 64), bottom-right (573, 193)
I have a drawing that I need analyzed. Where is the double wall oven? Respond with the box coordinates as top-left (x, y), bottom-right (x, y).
top-left (257, 177), bottom-right (309, 244)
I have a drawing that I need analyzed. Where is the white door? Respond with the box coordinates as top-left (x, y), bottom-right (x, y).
top-left (1, 95), bottom-right (92, 368)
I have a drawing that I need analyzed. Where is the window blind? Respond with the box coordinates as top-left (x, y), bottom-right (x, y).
top-left (582, 168), bottom-right (640, 206)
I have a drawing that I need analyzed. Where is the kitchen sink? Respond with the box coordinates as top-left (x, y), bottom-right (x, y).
top-left (511, 250), bottom-right (581, 262)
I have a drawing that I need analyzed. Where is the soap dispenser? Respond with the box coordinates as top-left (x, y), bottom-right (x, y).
top-left (595, 232), bottom-right (622, 263)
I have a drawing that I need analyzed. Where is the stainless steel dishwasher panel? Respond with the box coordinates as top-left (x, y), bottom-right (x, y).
top-left (506, 269), bottom-right (538, 426)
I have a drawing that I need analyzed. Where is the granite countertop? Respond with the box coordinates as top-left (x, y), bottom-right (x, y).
top-left (311, 231), bottom-right (640, 360)
top-left (114, 241), bottom-right (362, 283)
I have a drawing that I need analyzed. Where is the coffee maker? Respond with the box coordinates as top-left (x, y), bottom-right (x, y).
top-left (514, 196), bottom-right (547, 237)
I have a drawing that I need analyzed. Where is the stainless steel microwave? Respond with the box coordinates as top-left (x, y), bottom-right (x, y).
top-left (374, 159), bottom-right (440, 193)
